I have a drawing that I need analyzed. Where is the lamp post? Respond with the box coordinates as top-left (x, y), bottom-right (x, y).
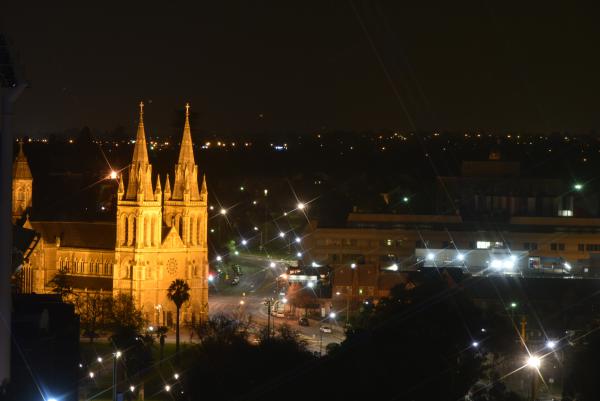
top-left (526, 355), bottom-right (541, 401)
top-left (113, 351), bottom-right (122, 401)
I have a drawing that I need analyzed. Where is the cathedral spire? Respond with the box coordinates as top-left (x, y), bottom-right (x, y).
top-left (125, 102), bottom-right (155, 201)
top-left (177, 102), bottom-right (195, 166)
top-left (131, 101), bottom-right (149, 164)
top-left (13, 140), bottom-right (32, 180)
top-left (171, 103), bottom-right (201, 201)
top-left (201, 174), bottom-right (207, 195)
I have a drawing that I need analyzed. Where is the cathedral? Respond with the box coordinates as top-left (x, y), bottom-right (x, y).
top-left (14, 102), bottom-right (209, 326)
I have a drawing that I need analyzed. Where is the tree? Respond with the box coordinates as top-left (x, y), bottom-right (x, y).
top-left (167, 279), bottom-right (190, 354)
top-left (50, 267), bottom-right (74, 302)
top-left (76, 293), bottom-right (109, 342)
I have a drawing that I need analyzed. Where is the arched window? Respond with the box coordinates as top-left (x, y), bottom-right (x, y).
top-left (122, 214), bottom-right (129, 246)
top-left (179, 216), bottom-right (184, 242)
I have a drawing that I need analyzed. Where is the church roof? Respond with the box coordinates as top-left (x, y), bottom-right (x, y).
top-left (29, 221), bottom-right (116, 250)
top-left (13, 141), bottom-right (32, 180)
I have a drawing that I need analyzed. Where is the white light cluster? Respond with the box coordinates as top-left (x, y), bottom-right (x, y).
top-left (490, 255), bottom-right (517, 270)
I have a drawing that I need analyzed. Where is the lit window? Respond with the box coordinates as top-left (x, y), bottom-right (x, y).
top-left (386, 239), bottom-right (392, 246)
top-left (476, 241), bottom-right (491, 249)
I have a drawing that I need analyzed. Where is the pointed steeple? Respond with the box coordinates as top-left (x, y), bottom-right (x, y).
top-left (131, 101), bottom-right (149, 164)
top-left (178, 102), bottom-right (196, 166)
top-left (154, 174), bottom-right (162, 196)
top-left (164, 174), bottom-right (171, 200)
top-left (125, 102), bottom-right (155, 201)
top-left (172, 103), bottom-right (201, 201)
top-left (13, 141), bottom-right (32, 180)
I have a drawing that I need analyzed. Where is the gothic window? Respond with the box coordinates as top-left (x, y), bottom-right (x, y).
top-left (130, 216), bottom-right (136, 245)
top-left (122, 214), bottom-right (129, 246)
top-left (178, 216), bottom-right (184, 241)
top-left (17, 188), bottom-right (24, 201)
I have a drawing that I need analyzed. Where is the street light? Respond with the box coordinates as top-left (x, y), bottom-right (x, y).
top-left (574, 183), bottom-right (583, 191)
top-left (329, 312), bottom-right (336, 319)
top-left (295, 237), bottom-right (301, 243)
top-left (216, 255), bottom-right (222, 262)
top-left (279, 232), bottom-right (285, 238)
top-left (472, 341), bottom-right (479, 348)
top-left (220, 208), bottom-right (227, 215)
top-left (350, 263), bottom-right (356, 269)
top-left (527, 355), bottom-right (541, 369)
top-left (241, 239), bottom-right (247, 245)
top-left (97, 357), bottom-right (102, 363)
top-left (297, 202), bottom-right (305, 210)
top-left (174, 373), bottom-right (179, 380)
top-left (89, 372), bottom-right (95, 378)
top-left (109, 170), bottom-right (118, 180)
top-left (546, 340), bottom-right (557, 349)
top-left (269, 262), bottom-right (276, 268)
top-left (130, 385), bottom-right (135, 392)
top-left (165, 385), bottom-right (171, 392)
top-left (307, 281), bottom-right (315, 288)
top-left (296, 252), bottom-right (302, 258)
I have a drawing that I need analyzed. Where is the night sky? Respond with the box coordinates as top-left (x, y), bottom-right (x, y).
top-left (2, 2), bottom-right (600, 136)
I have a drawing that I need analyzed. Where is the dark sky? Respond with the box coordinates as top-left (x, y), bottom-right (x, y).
top-left (3, 1), bottom-right (600, 136)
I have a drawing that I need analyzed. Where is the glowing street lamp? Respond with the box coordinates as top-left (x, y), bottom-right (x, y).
top-left (241, 239), bottom-right (247, 246)
top-left (165, 385), bottom-right (171, 392)
top-left (574, 183), bottom-right (583, 191)
top-left (130, 385), bottom-right (135, 392)
top-left (216, 255), bottom-right (222, 262)
top-left (297, 202), bottom-right (305, 210)
top-left (307, 281), bottom-right (315, 288)
top-left (350, 263), bottom-right (356, 269)
top-left (269, 262), bottom-right (276, 268)
top-left (296, 252), bottom-right (302, 258)
top-left (174, 373), bottom-right (180, 380)
top-left (109, 170), bottom-right (118, 180)
top-left (220, 208), bottom-right (227, 215)
top-left (97, 357), bottom-right (103, 363)
top-left (472, 341), bottom-right (479, 348)
top-left (546, 340), bottom-right (557, 349)
top-left (527, 355), bottom-right (541, 369)
top-left (279, 232), bottom-right (285, 238)
top-left (329, 312), bottom-right (336, 319)
top-left (89, 372), bottom-right (95, 378)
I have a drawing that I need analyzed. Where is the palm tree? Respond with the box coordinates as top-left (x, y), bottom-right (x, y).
top-left (167, 279), bottom-right (191, 354)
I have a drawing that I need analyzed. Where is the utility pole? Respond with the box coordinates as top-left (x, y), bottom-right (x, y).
top-left (0, 33), bottom-right (27, 387)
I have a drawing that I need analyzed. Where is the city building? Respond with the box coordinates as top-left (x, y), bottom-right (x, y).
top-left (304, 156), bottom-right (600, 302)
top-left (13, 103), bottom-right (209, 326)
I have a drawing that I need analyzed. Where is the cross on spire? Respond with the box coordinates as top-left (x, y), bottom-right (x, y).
top-left (139, 101), bottom-right (144, 119)
top-left (185, 102), bottom-right (190, 118)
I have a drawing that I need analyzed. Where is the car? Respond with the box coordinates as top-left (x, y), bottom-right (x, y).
top-left (320, 326), bottom-right (332, 333)
top-left (298, 317), bottom-right (309, 326)
top-left (231, 276), bottom-right (240, 286)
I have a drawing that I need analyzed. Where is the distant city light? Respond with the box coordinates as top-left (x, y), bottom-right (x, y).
top-left (510, 302), bottom-right (517, 308)
top-left (264, 189), bottom-right (268, 196)
top-left (403, 197), bottom-right (409, 203)
top-left (240, 186), bottom-right (244, 191)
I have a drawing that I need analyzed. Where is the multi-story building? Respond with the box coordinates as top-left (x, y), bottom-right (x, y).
top-left (303, 157), bottom-right (600, 302)
top-left (15, 103), bottom-right (209, 326)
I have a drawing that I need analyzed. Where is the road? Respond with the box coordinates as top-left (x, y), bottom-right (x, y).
top-left (208, 254), bottom-right (344, 353)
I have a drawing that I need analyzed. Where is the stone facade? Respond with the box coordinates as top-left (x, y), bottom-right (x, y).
top-left (16, 103), bottom-right (209, 326)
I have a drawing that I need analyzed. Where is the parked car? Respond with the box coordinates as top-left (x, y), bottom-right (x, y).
top-left (320, 326), bottom-right (332, 333)
top-left (298, 317), bottom-right (309, 326)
